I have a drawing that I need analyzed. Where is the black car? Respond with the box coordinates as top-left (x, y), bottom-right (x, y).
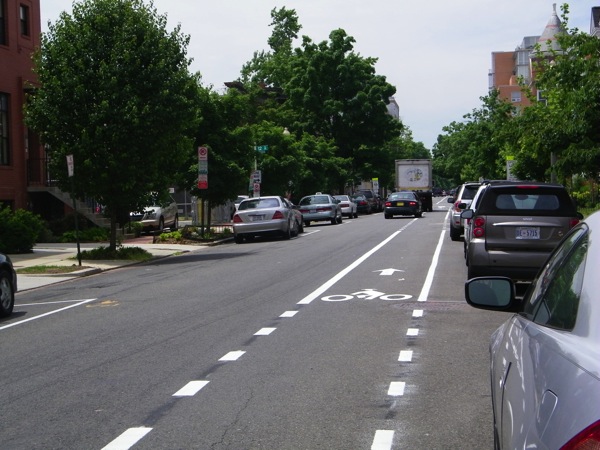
top-left (352, 194), bottom-right (372, 214)
top-left (384, 191), bottom-right (423, 218)
top-left (0, 252), bottom-right (17, 317)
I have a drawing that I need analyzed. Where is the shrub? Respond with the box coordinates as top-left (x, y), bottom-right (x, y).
top-left (0, 207), bottom-right (45, 253)
top-left (79, 245), bottom-right (152, 261)
top-left (60, 227), bottom-right (109, 243)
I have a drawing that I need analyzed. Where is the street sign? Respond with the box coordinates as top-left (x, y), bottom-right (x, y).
top-left (66, 154), bottom-right (74, 177)
top-left (253, 182), bottom-right (260, 197)
top-left (255, 145), bottom-right (269, 153)
top-left (198, 146), bottom-right (208, 160)
top-left (251, 170), bottom-right (262, 183)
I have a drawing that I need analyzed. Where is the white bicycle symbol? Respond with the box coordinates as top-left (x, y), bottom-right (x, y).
top-left (321, 289), bottom-right (412, 302)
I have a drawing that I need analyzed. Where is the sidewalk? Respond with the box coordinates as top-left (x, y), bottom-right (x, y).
top-left (9, 235), bottom-right (217, 292)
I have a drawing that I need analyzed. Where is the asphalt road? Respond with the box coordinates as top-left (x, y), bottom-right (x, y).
top-left (0, 197), bottom-right (511, 449)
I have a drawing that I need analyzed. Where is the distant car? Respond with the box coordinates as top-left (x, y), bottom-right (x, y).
top-left (384, 191), bottom-right (423, 218)
top-left (130, 195), bottom-right (178, 234)
top-left (357, 189), bottom-right (381, 212)
top-left (297, 193), bottom-right (343, 226)
top-left (447, 182), bottom-right (481, 241)
top-left (465, 210), bottom-right (600, 450)
top-left (461, 181), bottom-right (582, 280)
top-left (0, 252), bottom-right (17, 317)
top-left (352, 194), bottom-right (372, 215)
top-left (333, 195), bottom-right (358, 218)
top-left (232, 196), bottom-right (303, 243)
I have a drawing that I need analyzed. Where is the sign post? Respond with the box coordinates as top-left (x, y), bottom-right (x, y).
top-left (66, 155), bottom-right (82, 266)
top-left (198, 146), bottom-right (208, 189)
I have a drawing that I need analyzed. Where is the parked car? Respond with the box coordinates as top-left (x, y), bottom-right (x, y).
top-left (352, 194), bottom-right (372, 215)
top-left (0, 252), bottom-right (17, 317)
top-left (333, 195), bottom-right (358, 218)
top-left (297, 193), bottom-right (343, 226)
top-left (232, 196), bottom-right (303, 243)
top-left (465, 210), bottom-right (600, 450)
top-left (384, 191), bottom-right (423, 218)
top-left (357, 189), bottom-right (381, 212)
top-left (130, 194), bottom-right (179, 234)
top-left (461, 181), bottom-right (582, 280)
top-left (447, 182), bottom-right (481, 241)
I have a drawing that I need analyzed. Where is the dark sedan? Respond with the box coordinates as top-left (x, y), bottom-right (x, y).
top-left (351, 194), bottom-right (372, 215)
top-left (384, 191), bottom-right (423, 218)
top-left (0, 252), bottom-right (17, 317)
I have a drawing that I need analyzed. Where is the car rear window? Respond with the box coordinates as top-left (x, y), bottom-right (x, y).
top-left (479, 187), bottom-right (576, 216)
top-left (460, 185), bottom-right (480, 200)
top-left (239, 198), bottom-right (280, 210)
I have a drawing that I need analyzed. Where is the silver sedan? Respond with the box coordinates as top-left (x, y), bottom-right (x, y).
top-left (465, 210), bottom-right (600, 449)
top-left (297, 193), bottom-right (343, 227)
top-left (333, 195), bottom-right (358, 218)
top-left (232, 196), bottom-right (303, 243)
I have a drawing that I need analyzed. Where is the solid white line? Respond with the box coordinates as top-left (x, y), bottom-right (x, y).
top-left (371, 429), bottom-right (394, 450)
top-left (219, 351), bottom-right (246, 361)
top-left (406, 328), bottom-right (419, 336)
top-left (279, 311), bottom-right (298, 317)
top-left (0, 298), bottom-right (97, 331)
top-left (254, 327), bottom-right (276, 336)
top-left (18, 299), bottom-right (94, 306)
top-left (173, 380), bottom-right (210, 397)
top-left (297, 220), bottom-right (418, 305)
top-left (101, 427), bottom-right (152, 450)
top-left (417, 209), bottom-right (451, 302)
top-left (388, 381), bottom-right (406, 396)
top-left (412, 309), bottom-right (424, 318)
top-left (398, 350), bottom-right (413, 362)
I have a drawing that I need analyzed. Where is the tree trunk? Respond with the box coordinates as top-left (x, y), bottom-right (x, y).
top-left (109, 209), bottom-right (118, 251)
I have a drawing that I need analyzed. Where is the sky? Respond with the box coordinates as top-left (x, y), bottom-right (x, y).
top-left (40, 1), bottom-right (599, 149)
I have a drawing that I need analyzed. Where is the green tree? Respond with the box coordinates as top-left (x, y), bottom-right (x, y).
top-left (26, 0), bottom-right (201, 250)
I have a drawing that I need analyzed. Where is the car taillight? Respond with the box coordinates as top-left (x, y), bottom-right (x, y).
top-left (272, 211), bottom-right (284, 219)
top-left (233, 214), bottom-right (242, 223)
top-left (453, 201), bottom-right (461, 212)
top-left (385, 201), bottom-right (392, 207)
top-left (317, 207), bottom-right (332, 212)
top-left (340, 203), bottom-right (349, 207)
top-left (473, 216), bottom-right (485, 238)
top-left (560, 420), bottom-right (600, 450)
top-left (409, 201), bottom-right (416, 206)
top-left (569, 218), bottom-right (580, 228)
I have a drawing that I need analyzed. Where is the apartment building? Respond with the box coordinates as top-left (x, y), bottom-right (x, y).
top-left (0, 0), bottom-right (43, 211)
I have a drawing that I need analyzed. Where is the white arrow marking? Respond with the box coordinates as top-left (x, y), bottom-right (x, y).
top-left (373, 268), bottom-right (405, 276)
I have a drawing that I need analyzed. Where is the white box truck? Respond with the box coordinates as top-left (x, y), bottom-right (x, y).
top-left (395, 159), bottom-right (433, 212)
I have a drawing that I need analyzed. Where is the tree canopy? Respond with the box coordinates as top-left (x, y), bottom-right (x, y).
top-left (26, 0), bottom-right (201, 249)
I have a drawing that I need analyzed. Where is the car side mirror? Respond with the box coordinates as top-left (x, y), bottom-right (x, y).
top-left (447, 197), bottom-right (455, 203)
top-left (461, 209), bottom-right (474, 219)
top-left (465, 277), bottom-right (517, 311)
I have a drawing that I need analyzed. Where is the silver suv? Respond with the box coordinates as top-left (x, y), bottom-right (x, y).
top-left (447, 182), bottom-right (481, 241)
top-left (461, 181), bottom-right (582, 280)
top-left (130, 195), bottom-right (178, 234)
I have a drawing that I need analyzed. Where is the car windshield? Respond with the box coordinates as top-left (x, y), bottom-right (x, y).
top-left (239, 198), bottom-right (280, 210)
top-left (300, 196), bottom-right (330, 205)
top-left (334, 196), bottom-right (349, 201)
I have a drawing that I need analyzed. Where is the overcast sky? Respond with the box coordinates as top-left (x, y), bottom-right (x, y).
top-left (40, 1), bottom-right (598, 149)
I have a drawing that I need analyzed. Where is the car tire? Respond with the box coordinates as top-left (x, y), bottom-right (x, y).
top-left (158, 217), bottom-right (165, 234)
top-left (354, 211), bottom-right (358, 218)
top-left (234, 235), bottom-right (244, 244)
top-left (0, 270), bottom-right (15, 317)
top-left (415, 211), bottom-right (422, 218)
top-left (298, 220), bottom-right (304, 233)
top-left (304, 221), bottom-right (310, 227)
top-left (171, 215), bottom-right (178, 231)
top-left (384, 214), bottom-right (391, 219)
top-left (449, 226), bottom-right (461, 241)
top-left (336, 213), bottom-right (342, 224)
top-left (331, 217), bottom-right (337, 225)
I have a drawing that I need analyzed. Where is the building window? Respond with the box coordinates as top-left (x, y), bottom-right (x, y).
top-left (0, 93), bottom-right (9, 166)
top-left (0, 0), bottom-right (6, 45)
top-left (20, 4), bottom-right (29, 36)
top-left (511, 91), bottom-right (521, 103)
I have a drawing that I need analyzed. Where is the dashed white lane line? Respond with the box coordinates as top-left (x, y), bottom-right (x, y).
top-left (101, 427), bottom-right (152, 450)
top-left (398, 350), bottom-right (413, 362)
top-left (0, 298), bottom-right (97, 331)
top-left (254, 327), bottom-right (276, 336)
top-left (297, 220), bottom-right (418, 305)
top-left (219, 351), bottom-right (246, 361)
top-left (371, 429), bottom-right (394, 450)
top-left (388, 381), bottom-right (406, 396)
top-left (412, 309), bottom-right (424, 318)
top-left (279, 311), bottom-right (298, 317)
top-left (173, 381), bottom-right (210, 397)
top-left (406, 328), bottom-right (419, 337)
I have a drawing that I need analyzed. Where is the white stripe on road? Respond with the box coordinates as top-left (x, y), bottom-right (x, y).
top-left (371, 430), bottom-right (394, 450)
top-left (173, 380), bottom-right (210, 397)
top-left (406, 328), bottom-right (419, 336)
top-left (0, 298), bottom-right (97, 331)
top-left (398, 350), bottom-right (413, 362)
top-left (388, 381), bottom-right (406, 396)
top-left (417, 209), bottom-right (451, 302)
top-left (254, 327), bottom-right (276, 336)
top-left (102, 427), bottom-right (152, 450)
top-left (412, 309), bottom-right (424, 318)
top-left (297, 220), bottom-right (418, 305)
top-left (279, 311), bottom-right (298, 317)
top-left (219, 351), bottom-right (246, 361)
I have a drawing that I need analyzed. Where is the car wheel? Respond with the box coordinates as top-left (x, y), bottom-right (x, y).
top-left (298, 219), bottom-right (304, 233)
top-left (331, 216), bottom-right (337, 225)
top-left (304, 221), bottom-right (310, 227)
top-left (158, 217), bottom-right (165, 234)
top-left (384, 213), bottom-right (391, 219)
top-left (171, 215), bottom-right (178, 231)
top-left (354, 211), bottom-right (358, 218)
top-left (234, 235), bottom-right (244, 244)
top-left (449, 226), bottom-right (461, 241)
top-left (336, 212), bottom-right (342, 224)
top-left (415, 211), bottom-right (422, 218)
top-left (0, 270), bottom-right (15, 317)
top-left (290, 220), bottom-right (299, 238)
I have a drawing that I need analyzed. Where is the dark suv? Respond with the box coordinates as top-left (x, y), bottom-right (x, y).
top-left (461, 181), bottom-right (582, 280)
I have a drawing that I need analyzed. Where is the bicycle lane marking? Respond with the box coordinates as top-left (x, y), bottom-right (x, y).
top-left (296, 219), bottom-right (419, 305)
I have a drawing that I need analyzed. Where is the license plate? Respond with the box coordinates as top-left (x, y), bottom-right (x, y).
top-left (249, 215), bottom-right (265, 222)
top-left (395, 202), bottom-right (404, 206)
top-left (516, 227), bottom-right (540, 239)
